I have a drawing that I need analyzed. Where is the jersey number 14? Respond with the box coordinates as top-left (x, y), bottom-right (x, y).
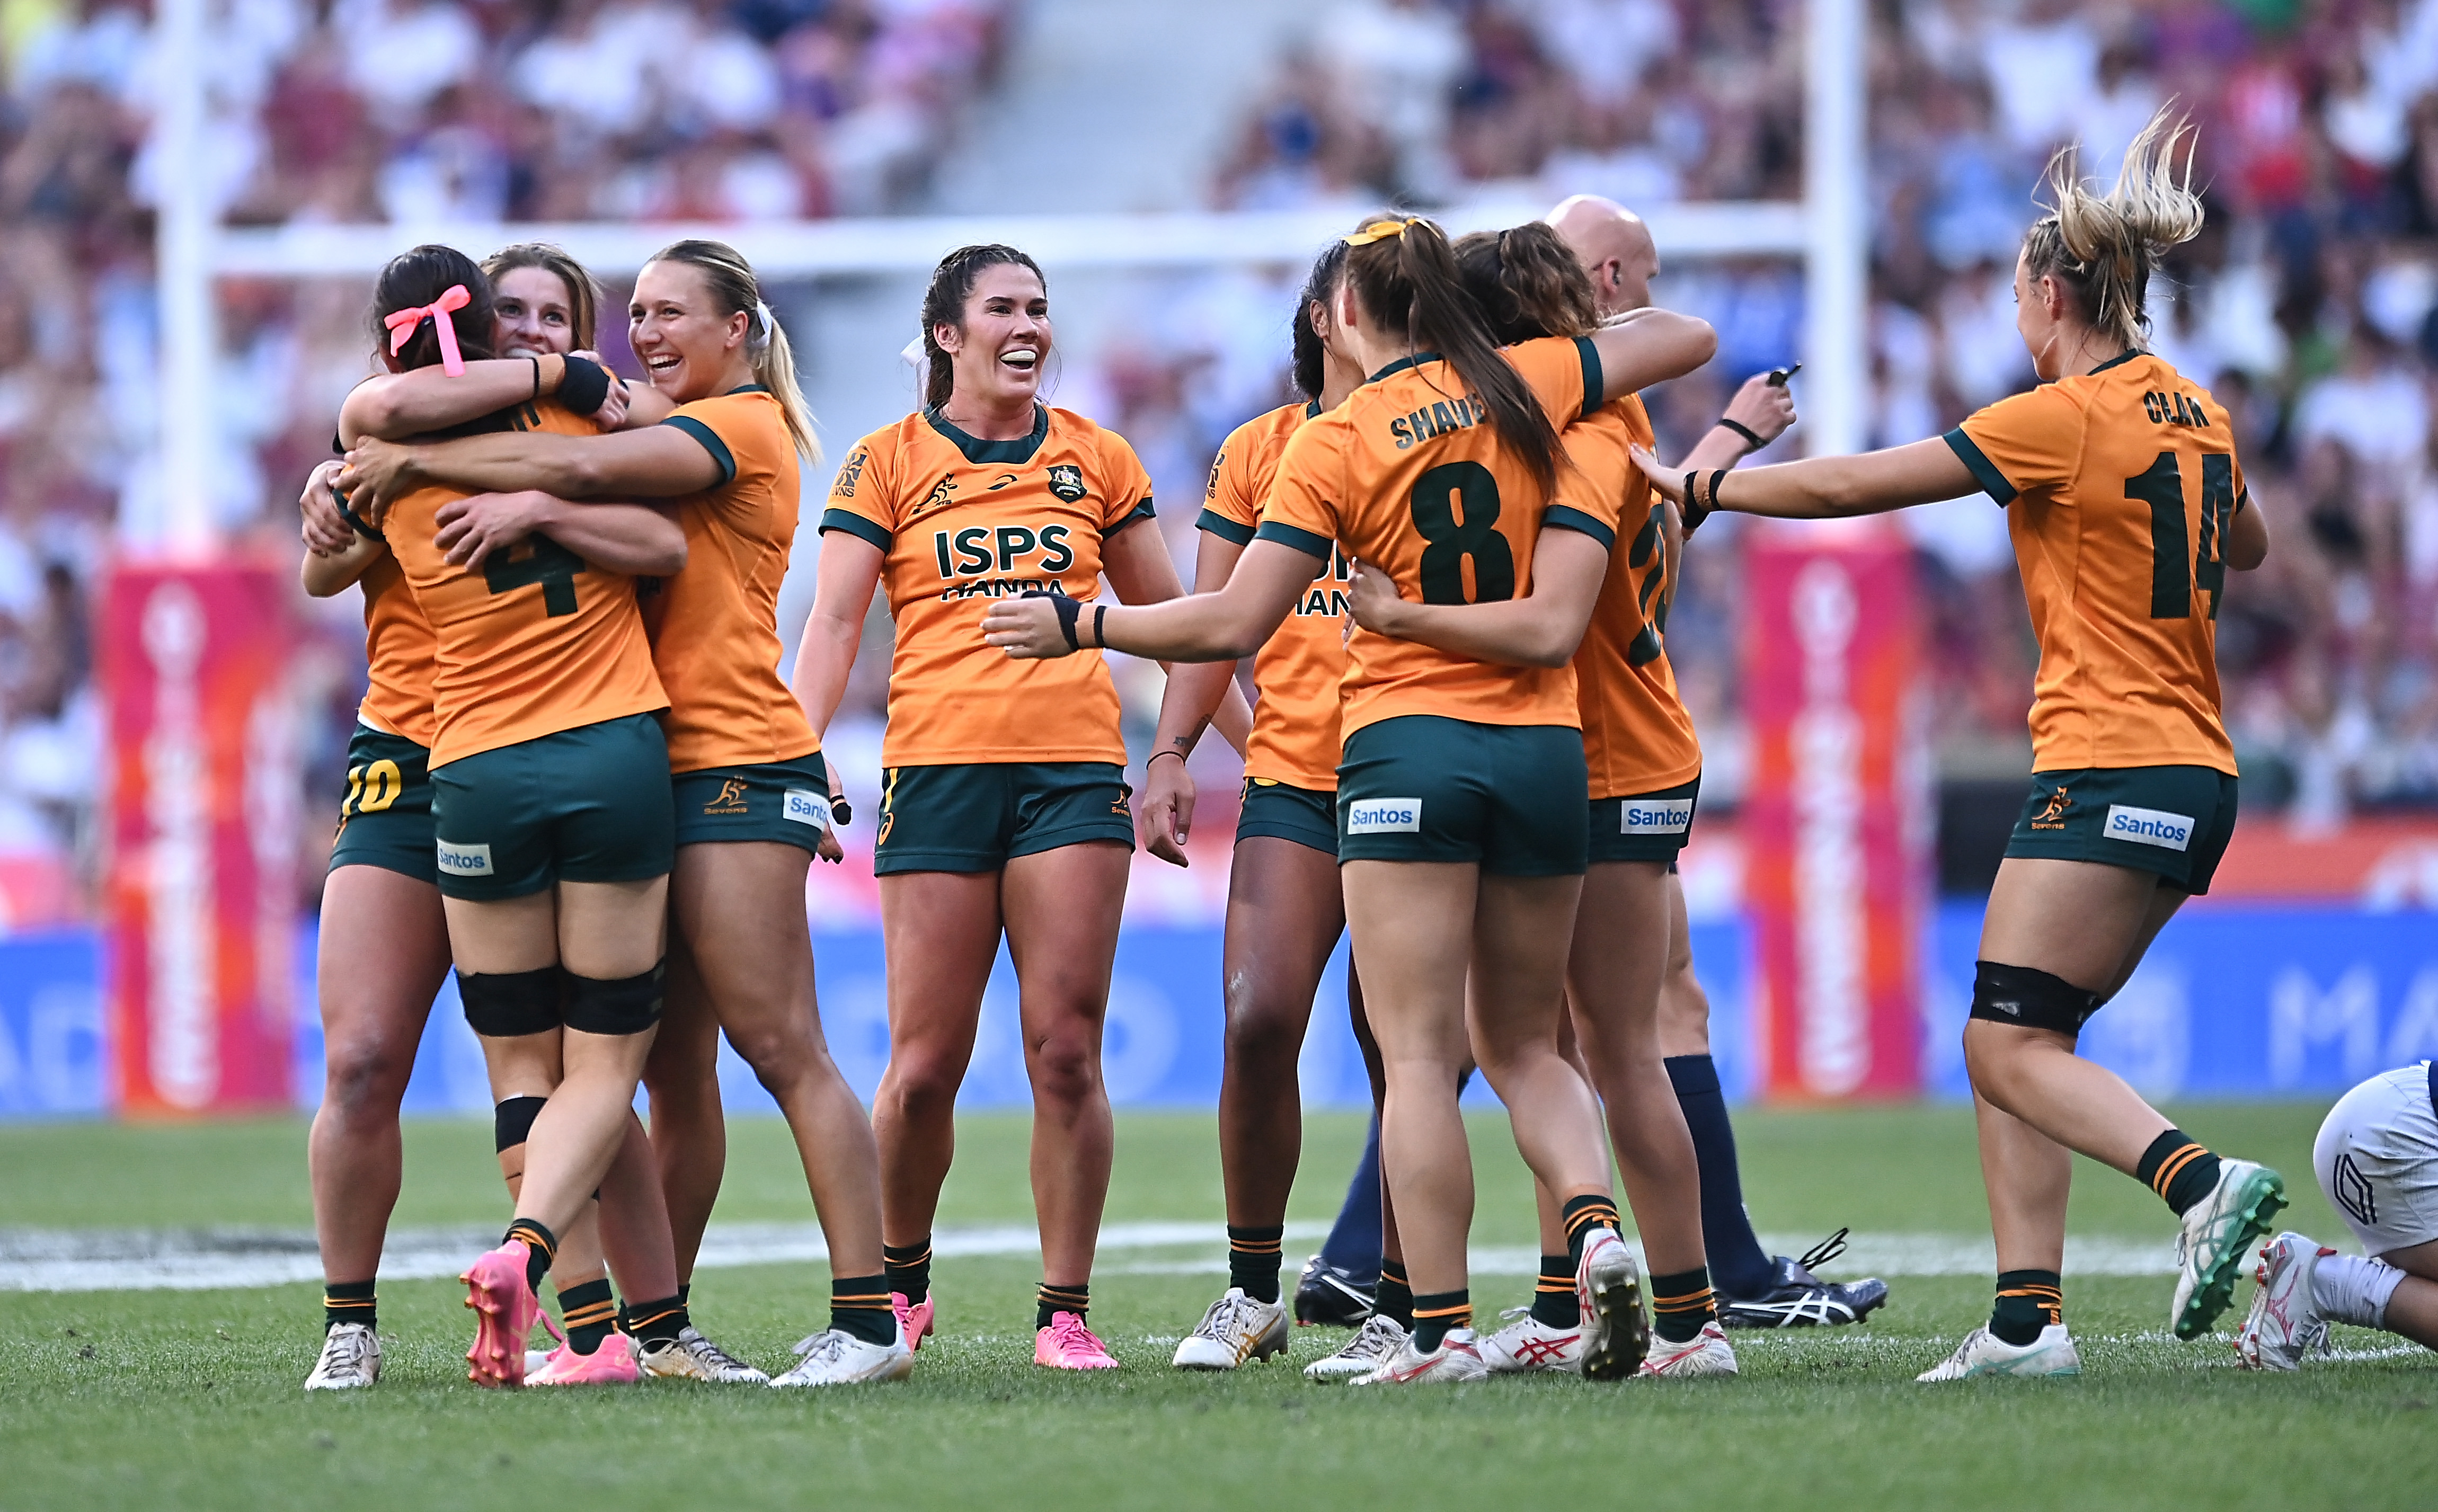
top-left (2125, 450), bottom-right (2235, 621)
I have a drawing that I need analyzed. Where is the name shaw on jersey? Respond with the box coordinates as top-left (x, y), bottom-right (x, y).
top-left (1389, 392), bottom-right (1488, 450)
top-left (930, 522), bottom-right (1077, 601)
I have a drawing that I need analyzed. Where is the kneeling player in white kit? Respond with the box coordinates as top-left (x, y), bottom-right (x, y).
top-left (2237, 1061), bottom-right (2438, 1368)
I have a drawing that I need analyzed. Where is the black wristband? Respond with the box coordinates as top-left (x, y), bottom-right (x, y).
top-left (1681, 471), bottom-right (1709, 534)
top-left (1092, 603), bottom-right (1107, 650)
top-left (1148, 749), bottom-right (1186, 768)
top-left (1716, 417), bottom-right (1766, 451)
top-left (332, 485), bottom-right (381, 540)
top-left (557, 354), bottom-right (613, 417)
top-left (829, 797), bottom-right (853, 826)
top-left (1023, 588), bottom-right (1082, 651)
top-left (526, 354), bottom-right (542, 399)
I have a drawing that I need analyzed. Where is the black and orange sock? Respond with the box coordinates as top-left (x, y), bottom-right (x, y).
top-left (1374, 1259), bottom-right (1414, 1328)
top-left (323, 1278), bottom-right (376, 1333)
top-left (1529, 1255), bottom-right (1577, 1329)
top-left (1227, 1224), bottom-right (1286, 1304)
top-left (1411, 1289), bottom-right (1471, 1351)
top-left (557, 1277), bottom-right (616, 1356)
top-left (1561, 1194), bottom-right (1621, 1268)
top-left (1990, 1269), bottom-right (2062, 1347)
top-left (1037, 1282), bottom-right (1090, 1330)
top-left (885, 1239), bottom-right (933, 1304)
top-left (831, 1273), bottom-right (896, 1346)
top-left (503, 1219), bottom-right (556, 1291)
top-left (2136, 1129), bottom-right (2222, 1216)
top-left (623, 1292), bottom-right (687, 1348)
top-left (1651, 1266), bottom-right (1715, 1345)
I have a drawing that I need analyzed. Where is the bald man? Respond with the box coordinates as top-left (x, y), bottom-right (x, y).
top-left (1296, 196), bottom-right (1889, 1336)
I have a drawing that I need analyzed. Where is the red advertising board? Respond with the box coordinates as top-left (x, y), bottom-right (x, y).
top-left (1740, 525), bottom-right (1928, 1100)
top-left (101, 562), bottom-right (299, 1115)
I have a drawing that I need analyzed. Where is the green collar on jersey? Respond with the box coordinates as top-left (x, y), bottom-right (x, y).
top-left (2088, 350), bottom-right (2139, 374)
top-left (1304, 398), bottom-right (1323, 418)
top-left (729, 383), bottom-right (770, 395)
top-left (1366, 351), bottom-right (1441, 385)
top-left (925, 402), bottom-right (1049, 465)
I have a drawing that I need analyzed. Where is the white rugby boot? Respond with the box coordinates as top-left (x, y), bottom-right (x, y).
top-left (1350, 1327), bottom-right (1488, 1386)
top-left (1304, 1312), bottom-right (1408, 1382)
top-left (1575, 1229), bottom-right (1649, 1381)
top-left (1172, 1288), bottom-right (1291, 1371)
top-left (2236, 1232), bottom-right (2333, 1371)
top-left (1477, 1308), bottom-right (1582, 1374)
top-left (1915, 1324), bottom-right (2081, 1382)
top-left (1636, 1321), bottom-right (1740, 1377)
top-left (304, 1322), bottom-right (382, 1390)
top-left (768, 1326), bottom-right (914, 1387)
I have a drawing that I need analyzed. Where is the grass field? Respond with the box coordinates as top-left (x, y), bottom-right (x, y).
top-left (1, 1102), bottom-right (2430, 1510)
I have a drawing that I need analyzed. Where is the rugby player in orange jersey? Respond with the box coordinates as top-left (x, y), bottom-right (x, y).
top-left (339, 241), bottom-right (907, 1388)
top-left (794, 244), bottom-right (1244, 1372)
top-left (987, 215), bottom-right (1718, 1384)
top-left (1142, 239), bottom-right (1378, 1373)
top-left (1635, 113), bottom-right (2288, 1380)
top-left (298, 243), bottom-right (704, 1391)
top-left (325, 246), bottom-right (682, 1389)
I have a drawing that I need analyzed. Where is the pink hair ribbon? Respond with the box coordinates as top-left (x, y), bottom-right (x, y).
top-left (385, 283), bottom-right (471, 375)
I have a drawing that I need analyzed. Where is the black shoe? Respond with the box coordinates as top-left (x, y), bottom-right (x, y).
top-left (1716, 1228), bottom-right (1891, 1329)
top-left (1292, 1255), bottom-right (1376, 1327)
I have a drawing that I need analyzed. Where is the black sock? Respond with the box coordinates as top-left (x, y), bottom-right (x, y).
top-left (2135, 1129), bottom-right (2223, 1217)
top-left (504, 1219), bottom-right (556, 1291)
top-left (623, 1292), bottom-right (688, 1348)
top-left (1560, 1194), bottom-right (1621, 1268)
top-left (1651, 1266), bottom-right (1715, 1344)
top-left (1037, 1282), bottom-right (1090, 1330)
top-left (1990, 1270), bottom-right (2062, 1347)
top-left (1227, 1224), bottom-right (1286, 1304)
top-left (1374, 1260), bottom-right (1414, 1328)
top-left (1411, 1289), bottom-right (1470, 1351)
top-left (885, 1239), bottom-right (933, 1304)
top-left (1666, 1054), bottom-right (1775, 1296)
top-left (323, 1279), bottom-right (376, 1333)
top-left (557, 1277), bottom-right (616, 1356)
top-left (831, 1273), bottom-right (896, 1346)
top-left (1529, 1255), bottom-right (1577, 1329)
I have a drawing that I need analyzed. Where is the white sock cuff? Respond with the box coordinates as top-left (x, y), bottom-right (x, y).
top-left (2312, 1252), bottom-right (2408, 1330)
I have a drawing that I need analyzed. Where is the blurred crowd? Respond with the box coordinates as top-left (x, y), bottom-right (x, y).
top-left (7, 0), bottom-right (2438, 911)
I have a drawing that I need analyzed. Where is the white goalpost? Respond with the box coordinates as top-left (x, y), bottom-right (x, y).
top-left (149, 0), bottom-right (1867, 547)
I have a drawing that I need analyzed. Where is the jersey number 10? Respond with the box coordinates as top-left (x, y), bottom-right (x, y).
top-left (2124, 450), bottom-right (2235, 621)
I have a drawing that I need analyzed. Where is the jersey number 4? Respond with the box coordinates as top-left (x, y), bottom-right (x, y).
top-left (2125, 451), bottom-right (2234, 621)
top-left (484, 538), bottom-right (584, 617)
top-left (1409, 462), bottom-right (1515, 604)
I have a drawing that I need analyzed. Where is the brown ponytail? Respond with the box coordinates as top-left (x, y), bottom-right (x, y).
top-left (1343, 216), bottom-right (1562, 500)
top-left (1451, 224), bottom-right (1599, 345)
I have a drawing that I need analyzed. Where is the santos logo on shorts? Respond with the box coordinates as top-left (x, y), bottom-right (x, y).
top-left (435, 840), bottom-right (494, 877)
top-left (2103, 804), bottom-right (2194, 852)
top-left (1345, 798), bottom-right (1422, 834)
top-left (782, 789), bottom-right (829, 830)
top-left (1621, 798), bottom-right (1694, 835)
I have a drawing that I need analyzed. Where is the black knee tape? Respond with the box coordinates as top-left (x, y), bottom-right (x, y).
top-left (493, 1095), bottom-right (547, 1153)
top-left (563, 960), bottom-right (664, 1036)
top-left (459, 967), bottom-right (564, 1037)
top-left (1970, 960), bottom-right (2104, 1036)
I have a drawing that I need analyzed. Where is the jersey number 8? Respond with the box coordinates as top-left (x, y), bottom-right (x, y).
top-left (1409, 461), bottom-right (1515, 604)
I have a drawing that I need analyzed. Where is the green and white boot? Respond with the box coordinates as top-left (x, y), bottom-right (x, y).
top-left (2170, 1159), bottom-right (2287, 1340)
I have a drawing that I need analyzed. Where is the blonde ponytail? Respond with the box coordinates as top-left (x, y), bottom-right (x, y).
top-left (2023, 108), bottom-right (2205, 352)
top-left (645, 238), bottom-right (821, 467)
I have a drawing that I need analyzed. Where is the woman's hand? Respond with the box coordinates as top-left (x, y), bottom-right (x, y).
top-left (980, 595), bottom-right (1076, 659)
top-left (299, 460), bottom-right (354, 556)
top-left (434, 491), bottom-right (551, 570)
top-left (1346, 558), bottom-right (1412, 638)
top-left (1632, 447), bottom-right (1686, 505)
top-left (336, 438), bottom-right (418, 519)
top-left (1137, 752), bottom-right (1196, 867)
top-left (816, 761), bottom-right (848, 864)
top-left (1721, 372), bottom-right (1797, 449)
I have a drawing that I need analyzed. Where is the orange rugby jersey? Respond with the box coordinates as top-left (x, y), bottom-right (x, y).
top-left (384, 398), bottom-right (667, 767)
top-left (1257, 336), bottom-right (1618, 739)
top-left (645, 387), bottom-right (819, 773)
top-left (1947, 350), bottom-right (2242, 775)
top-left (821, 404), bottom-right (1157, 767)
top-left (354, 551), bottom-right (439, 748)
top-left (1570, 394), bottom-right (1701, 797)
top-left (1200, 400), bottom-right (1349, 791)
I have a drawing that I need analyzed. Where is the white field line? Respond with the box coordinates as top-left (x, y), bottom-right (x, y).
top-left (0, 1224), bottom-right (2178, 1294)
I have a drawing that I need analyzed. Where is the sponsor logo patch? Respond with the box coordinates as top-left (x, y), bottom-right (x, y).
top-left (1345, 798), bottom-right (1422, 834)
top-left (782, 789), bottom-right (829, 830)
top-left (1620, 798), bottom-right (1694, 835)
top-left (2103, 803), bottom-right (2194, 852)
top-left (436, 840), bottom-right (494, 877)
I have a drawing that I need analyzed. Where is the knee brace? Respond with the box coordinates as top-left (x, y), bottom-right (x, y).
top-left (493, 1094), bottom-right (547, 1153)
top-left (458, 967), bottom-right (564, 1038)
top-left (1970, 960), bottom-right (2103, 1036)
top-left (563, 960), bottom-right (664, 1037)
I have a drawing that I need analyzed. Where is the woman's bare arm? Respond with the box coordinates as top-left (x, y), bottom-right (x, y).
top-left (1137, 530), bottom-right (1247, 866)
top-left (1345, 528), bottom-right (1612, 669)
top-left (430, 493), bottom-right (687, 575)
top-left (339, 425), bottom-right (724, 512)
top-left (984, 539), bottom-right (1315, 663)
top-left (1634, 437), bottom-right (1978, 521)
top-left (1100, 521), bottom-right (1253, 754)
top-left (1586, 310), bottom-right (1718, 401)
top-left (338, 355), bottom-right (575, 446)
top-left (300, 531), bottom-right (386, 598)
top-left (2227, 489), bottom-right (2269, 571)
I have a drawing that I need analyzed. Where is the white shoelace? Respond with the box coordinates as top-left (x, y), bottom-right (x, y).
top-left (1193, 1293), bottom-right (1253, 1340)
top-left (315, 1327), bottom-right (373, 1378)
